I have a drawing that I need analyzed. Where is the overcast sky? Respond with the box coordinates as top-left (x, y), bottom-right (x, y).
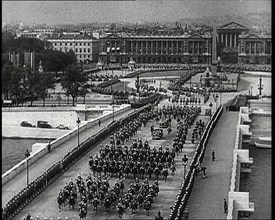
top-left (2, 0), bottom-right (271, 25)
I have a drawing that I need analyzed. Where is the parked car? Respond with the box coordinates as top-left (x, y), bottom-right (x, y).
top-left (21, 121), bottom-right (35, 127)
top-left (56, 124), bottom-right (69, 130)
top-left (37, 121), bottom-right (52, 128)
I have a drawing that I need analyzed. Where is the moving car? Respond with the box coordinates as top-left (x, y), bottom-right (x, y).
top-left (152, 128), bottom-right (164, 140)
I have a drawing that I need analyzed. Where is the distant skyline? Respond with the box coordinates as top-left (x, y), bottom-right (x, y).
top-left (2, 0), bottom-right (271, 25)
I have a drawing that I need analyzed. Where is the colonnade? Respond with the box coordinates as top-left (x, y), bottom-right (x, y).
top-left (127, 40), bottom-right (211, 55)
top-left (219, 33), bottom-right (238, 47)
top-left (239, 40), bottom-right (269, 55)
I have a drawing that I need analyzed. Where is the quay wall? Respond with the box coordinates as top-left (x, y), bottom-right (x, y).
top-left (2, 104), bottom-right (131, 185)
top-left (227, 107), bottom-right (254, 219)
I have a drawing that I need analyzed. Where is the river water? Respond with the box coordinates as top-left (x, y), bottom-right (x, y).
top-left (240, 115), bottom-right (271, 219)
top-left (2, 138), bottom-right (54, 174)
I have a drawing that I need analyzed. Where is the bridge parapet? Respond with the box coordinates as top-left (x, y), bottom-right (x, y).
top-left (227, 107), bottom-right (254, 219)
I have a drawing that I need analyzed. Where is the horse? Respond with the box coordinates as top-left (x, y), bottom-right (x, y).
top-left (79, 208), bottom-right (87, 220)
top-left (154, 168), bottom-right (161, 181)
top-left (87, 190), bottom-right (93, 204)
top-left (139, 166), bottom-right (146, 179)
top-left (196, 166), bottom-right (207, 178)
top-left (104, 198), bottom-right (111, 212)
top-left (162, 168), bottom-right (169, 182)
top-left (131, 200), bottom-right (138, 214)
top-left (147, 166), bottom-right (153, 180)
top-left (124, 165), bottom-right (130, 178)
top-left (136, 193), bottom-right (144, 211)
top-left (57, 194), bottom-right (65, 212)
top-left (143, 200), bottom-right (151, 216)
top-left (117, 203), bottom-right (125, 219)
top-left (68, 195), bottom-right (76, 210)
top-left (92, 198), bottom-right (100, 212)
top-left (170, 164), bottom-right (176, 175)
top-left (98, 190), bottom-right (105, 207)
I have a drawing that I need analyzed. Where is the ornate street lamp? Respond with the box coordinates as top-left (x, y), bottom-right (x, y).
top-left (215, 94), bottom-right (219, 110)
top-left (209, 102), bottom-right (213, 118)
top-left (25, 149), bottom-right (30, 185)
top-left (76, 118), bottom-right (81, 147)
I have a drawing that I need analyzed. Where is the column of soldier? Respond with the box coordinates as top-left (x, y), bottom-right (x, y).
top-left (54, 104), bottom-right (203, 217)
top-left (169, 89), bottom-right (209, 105)
top-left (2, 162), bottom-right (61, 220)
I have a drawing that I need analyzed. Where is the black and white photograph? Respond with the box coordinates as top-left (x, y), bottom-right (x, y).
top-left (2, 0), bottom-right (271, 219)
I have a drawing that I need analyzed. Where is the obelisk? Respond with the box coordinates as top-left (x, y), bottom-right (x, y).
top-left (211, 22), bottom-right (217, 77)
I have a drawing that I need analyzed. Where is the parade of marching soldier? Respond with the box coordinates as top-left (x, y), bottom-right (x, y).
top-left (2, 1), bottom-right (271, 220)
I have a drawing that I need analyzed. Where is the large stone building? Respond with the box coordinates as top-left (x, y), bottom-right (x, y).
top-left (48, 33), bottom-right (100, 63)
top-left (217, 22), bottom-right (271, 64)
top-left (238, 33), bottom-right (271, 64)
top-left (99, 32), bottom-right (212, 65)
top-left (217, 22), bottom-right (250, 48)
top-left (98, 21), bottom-right (271, 66)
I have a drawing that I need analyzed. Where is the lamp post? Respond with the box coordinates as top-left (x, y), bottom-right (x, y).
top-left (209, 102), bottom-right (213, 118)
top-left (111, 84), bottom-right (115, 122)
top-left (76, 117), bottom-right (81, 147)
top-left (25, 149), bottom-right (30, 185)
top-left (215, 94), bottom-right (219, 110)
top-left (182, 155), bottom-right (188, 180)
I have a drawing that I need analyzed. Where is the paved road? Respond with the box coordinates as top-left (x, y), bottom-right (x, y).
top-left (12, 98), bottom-right (210, 220)
top-left (187, 111), bottom-right (239, 219)
top-left (2, 108), bottom-right (135, 207)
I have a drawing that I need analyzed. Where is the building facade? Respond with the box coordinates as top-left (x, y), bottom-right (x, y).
top-left (48, 33), bottom-right (100, 63)
top-left (217, 22), bottom-right (250, 48)
top-left (8, 51), bottom-right (35, 70)
top-left (238, 33), bottom-right (271, 64)
top-left (99, 32), bottom-right (212, 65)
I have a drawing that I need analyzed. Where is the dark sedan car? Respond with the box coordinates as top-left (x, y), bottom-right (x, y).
top-left (21, 121), bottom-right (35, 127)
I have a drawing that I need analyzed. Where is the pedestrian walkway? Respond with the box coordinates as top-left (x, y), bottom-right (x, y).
top-left (187, 111), bottom-right (238, 219)
top-left (2, 108), bottom-right (135, 206)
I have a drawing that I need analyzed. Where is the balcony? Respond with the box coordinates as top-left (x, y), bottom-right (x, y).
top-left (238, 202), bottom-right (254, 219)
top-left (240, 158), bottom-right (253, 173)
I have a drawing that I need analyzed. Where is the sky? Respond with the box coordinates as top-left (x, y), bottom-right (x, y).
top-left (2, 0), bottom-right (271, 25)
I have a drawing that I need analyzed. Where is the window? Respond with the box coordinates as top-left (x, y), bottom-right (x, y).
top-left (75, 48), bottom-right (78, 53)
top-left (83, 48), bottom-right (86, 53)
top-left (80, 48), bottom-right (82, 53)
top-left (83, 43), bottom-right (86, 46)
top-left (80, 43), bottom-right (82, 46)
top-left (70, 43), bottom-right (72, 46)
top-left (88, 49), bottom-right (90, 53)
top-left (76, 43), bottom-right (78, 46)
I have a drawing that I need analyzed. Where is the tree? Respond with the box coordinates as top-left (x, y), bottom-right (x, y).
top-left (61, 64), bottom-right (89, 106)
top-left (36, 72), bottom-right (55, 106)
top-left (2, 62), bottom-right (13, 99)
top-left (9, 67), bottom-right (25, 106)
